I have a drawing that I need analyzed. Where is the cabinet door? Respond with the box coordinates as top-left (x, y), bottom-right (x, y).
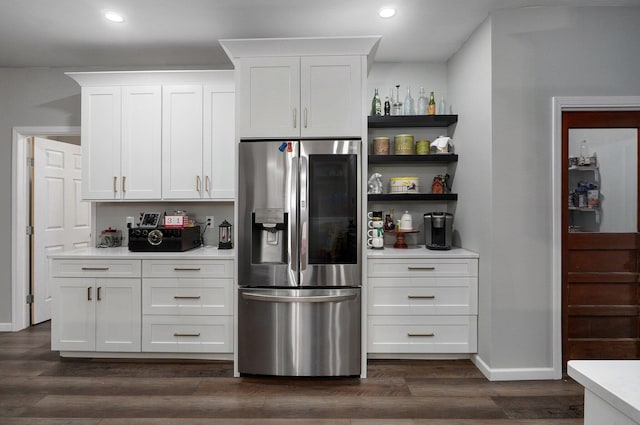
top-left (301, 56), bottom-right (362, 138)
top-left (81, 87), bottom-right (121, 200)
top-left (121, 86), bottom-right (162, 199)
top-left (203, 85), bottom-right (235, 199)
top-left (51, 278), bottom-right (96, 351)
top-left (162, 85), bottom-right (204, 199)
top-left (95, 279), bottom-right (141, 352)
top-left (237, 57), bottom-right (300, 138)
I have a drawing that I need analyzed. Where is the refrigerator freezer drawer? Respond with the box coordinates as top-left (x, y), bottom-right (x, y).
top-left (238, 287), bottom-right (361, 376)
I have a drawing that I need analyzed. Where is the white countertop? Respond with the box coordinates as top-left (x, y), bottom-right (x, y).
top-left (568, 360), bottom-right (640, 423)
top-left (367, 246), bottom-right (479, 259)
top-left (48, 246), bottom-right (235, 260)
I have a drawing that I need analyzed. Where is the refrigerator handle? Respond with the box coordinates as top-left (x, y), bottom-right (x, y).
top-left (299, 156), bottom-right (308, 273)
top-left (290, 155), bottom-right (299, 280)
top-left (241, 292), bottom-right (357, 303)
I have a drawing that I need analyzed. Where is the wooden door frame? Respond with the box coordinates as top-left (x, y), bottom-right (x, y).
top-left (552, 97), bottom-right (640, 375)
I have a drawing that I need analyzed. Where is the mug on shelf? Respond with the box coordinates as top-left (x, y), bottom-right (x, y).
top-left (367, 211), bottom-right (383, 220)
top-left (368, 219), bottom-right (384, 229)
top-left (367, 236), bottom-right (384, 249)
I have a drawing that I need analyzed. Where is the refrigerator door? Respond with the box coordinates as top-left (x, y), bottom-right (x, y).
top-left (238, 287), bottom-right (361, 376)
top-left (238, 140), bottom-right (298, 287)
top-left (299, 140), bottom-right (361, 287)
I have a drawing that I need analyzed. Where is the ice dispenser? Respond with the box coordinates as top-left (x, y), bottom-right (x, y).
top-left (252, 208), bottom-right (287, 264)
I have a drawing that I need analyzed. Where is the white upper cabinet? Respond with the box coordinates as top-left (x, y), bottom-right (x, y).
top-left (300, 56), bottom-right (362, 137)
top-left (221, 36), bottom-right (380, 140)
top-left (80, 85), bottom-right (161, 201)
top-left (162, 82), bottom-right (235, 200)
top-left (237, 56), bottom-right (362, 138)
top-left (67, 70), bottom-right (235, 201)
top-left (161, 85), bottom-right (204, 199)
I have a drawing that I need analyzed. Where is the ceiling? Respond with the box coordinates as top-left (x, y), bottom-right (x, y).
top-left (2, 0), bottom-right (640, 68)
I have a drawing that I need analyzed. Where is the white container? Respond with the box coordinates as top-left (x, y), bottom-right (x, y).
top-left (400, 211), bottom-right (412, 230)
top-left (390, 177), bottom-right (419, 193)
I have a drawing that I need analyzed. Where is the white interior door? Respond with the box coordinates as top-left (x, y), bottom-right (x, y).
top-left (33, 137), bottom-right (91, 324)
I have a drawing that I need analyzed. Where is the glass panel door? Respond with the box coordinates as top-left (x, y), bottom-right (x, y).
top-left (307, 154), bottom-right (358, 264)
top-left (568, 128), bottom-right (638, 233)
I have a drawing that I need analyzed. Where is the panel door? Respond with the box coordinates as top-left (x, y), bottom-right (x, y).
top-left (237, 57), bottom-right (300, 138)
top-left (33, 137), bottom-right (91, 324)
top-left (301, 56), bottom-right (362, 138)
top-left (81, 86), bottom-right (121, 200)
top-left (562, 111), bottom-right (640, 366)
top-left (95, 279), bottom-right (141, 352)
top-left (121, 85), bottom-right (162, 199)
top-left (203, 85), bottom-right (235, 199)
top-left (162, 85), bottom-right (204, 199)
top-left (51, 278), bottom-right (96, 351)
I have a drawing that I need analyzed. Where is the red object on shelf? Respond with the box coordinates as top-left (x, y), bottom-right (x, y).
top-left (385, 229), bottom-right (419, 248)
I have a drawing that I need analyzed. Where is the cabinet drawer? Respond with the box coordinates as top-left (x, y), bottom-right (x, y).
top-left (368, 258), bottom-right (478, 278)
top-left (368, 315), bottom-right (477, 354)
top-left (142, 279), bottom-right (233, 315)
top-left (142, 315), bottom-right (233, 353)
top-left (142, 259), bottom-right (233, 278)
top-left (368, 277), bottom-right (477, 315)
top-left (51, 259), bottom-right (141, 278)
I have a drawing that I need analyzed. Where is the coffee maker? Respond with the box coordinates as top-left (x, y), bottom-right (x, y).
top-left (423, 212), bottom-right (453, 250)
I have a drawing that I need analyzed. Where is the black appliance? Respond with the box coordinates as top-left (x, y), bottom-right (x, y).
top-left (128, 226), bottom-right (201, 252)
top-left (424, 212), bottom-right (453, 250)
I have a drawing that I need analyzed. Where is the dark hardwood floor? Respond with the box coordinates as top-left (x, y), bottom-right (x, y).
top-left (0, 322), bottom-right (584, 425)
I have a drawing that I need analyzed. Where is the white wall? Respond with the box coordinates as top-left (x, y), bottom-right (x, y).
top-left (447, 17), bottom-right (493, 368)
top-left (0, 67), bottom-right (81, 325)
top-left (480, 5), bottom-right (640, 376)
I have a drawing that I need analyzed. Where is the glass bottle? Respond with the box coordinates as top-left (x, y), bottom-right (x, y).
top-left (384, 96), bottom-right (390, 116)
top-left (439, 95), bottom-right (446, 115)
top-left (370, 88), bottom-right (381, 116)
top-left (427, 91), bottom-right (436, 115)
top-left (403, 86), bottom-right (414, 115)
top-left (417, 87), bottom-right (428, 115)
top-left (579, 140), bottom-right (590, 165)
top-left (392, 85), bottom-right (403, 116)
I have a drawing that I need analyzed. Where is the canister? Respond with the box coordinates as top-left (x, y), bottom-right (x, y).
top-left (416, 139), bottom-right (430, 155)
top-left (394, 134), bottom-right (414, 155)
top-left (390, 177), bottom-right (419, 193)
top-left (372, 137), bottom-right (390, 155)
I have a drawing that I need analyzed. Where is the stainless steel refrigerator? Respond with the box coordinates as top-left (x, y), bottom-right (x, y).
top-left (237, 139), bottom-right (361, 376)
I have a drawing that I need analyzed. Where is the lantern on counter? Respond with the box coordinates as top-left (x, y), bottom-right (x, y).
top-left (218, 220), bottom-right (233, 249)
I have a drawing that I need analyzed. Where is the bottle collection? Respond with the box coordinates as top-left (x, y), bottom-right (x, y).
top-left (371, 85), bottom-right (446, 116)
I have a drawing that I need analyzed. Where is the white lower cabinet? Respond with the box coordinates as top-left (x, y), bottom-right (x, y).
top-left (141, 259), bottom-right (234, 353)
top-left (51, 259), bottom-right (142, 352)
top-left (367, 254), bottom-right (478, 355)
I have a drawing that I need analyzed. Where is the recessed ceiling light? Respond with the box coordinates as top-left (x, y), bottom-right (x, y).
top-left (104, 11), bottom-right (125, 23)
top-left (379, 7), bottom-right (396, 18)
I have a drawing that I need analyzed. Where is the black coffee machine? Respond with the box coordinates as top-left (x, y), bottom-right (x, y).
top-left (423, 212), bottom-right (453, 250)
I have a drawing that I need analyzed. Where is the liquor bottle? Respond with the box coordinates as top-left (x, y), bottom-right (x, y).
top-left (417, 87), bottom-right (428, 114)
top-left (427, 91), bottom-right (436, 115)
top-left (384, 96), bottom-right (390, 116)
top-left (392, 85), bottom-right (402, 116)
top-left (403, 86), bottom-right (414, 115)
top-left (370, 88), bottom-right (382, 116)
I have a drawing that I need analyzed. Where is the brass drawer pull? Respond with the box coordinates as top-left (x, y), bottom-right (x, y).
top-left (173, 296), bottom-right (201, 300)
top-left (97, 287), bottom-right (102, 301)
top-left (87, 287), bottom-right (92, 301)
top-left (408, 295), bottom-right (435, 299)
top-left (174, 333), bottom-right (200, 337)
top-left (81, 267), bottom-right (109, 271)
top-left (113, 176), bottom-right (118, 193)
top-left (407, 266), bottom-right (435, 271)
top-left (173, 268), bottom-right (201, 271)
top-left (408, 333), bottom-right (435, 337)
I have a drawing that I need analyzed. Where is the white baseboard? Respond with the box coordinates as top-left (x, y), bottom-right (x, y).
top-left (0, 323), bottom-right (15, 332)
top-left (472, 354), bottom-right (561, 381)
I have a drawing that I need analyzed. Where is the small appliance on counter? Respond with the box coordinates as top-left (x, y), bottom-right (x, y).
top-left (424, 212), bottom-right (453, 250)
top-left (128, 226), bottom-right (201, 252)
